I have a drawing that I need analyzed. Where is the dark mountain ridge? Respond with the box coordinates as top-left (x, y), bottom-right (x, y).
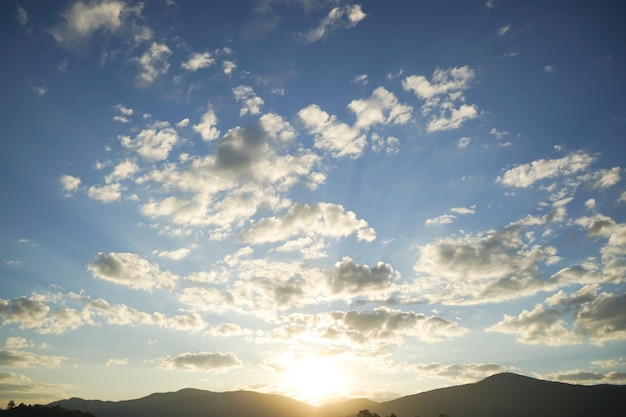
top-left (49, 372), bottom-right (626, 417)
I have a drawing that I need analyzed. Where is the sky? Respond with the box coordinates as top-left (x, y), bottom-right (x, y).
top-left (1, 0), bottom-right (626, 408)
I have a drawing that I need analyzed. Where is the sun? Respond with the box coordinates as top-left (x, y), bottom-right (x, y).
top-left (281, 355), bottom-right (351, 405)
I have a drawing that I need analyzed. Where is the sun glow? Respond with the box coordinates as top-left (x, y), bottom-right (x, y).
top-left (281, 355), bottom-right (351, 405)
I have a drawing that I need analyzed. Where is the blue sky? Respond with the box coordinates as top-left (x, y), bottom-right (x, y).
top-left (1, 0), bottom-right (626, 407)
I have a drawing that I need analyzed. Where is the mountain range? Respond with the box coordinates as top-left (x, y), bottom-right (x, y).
top-left (49, 373), bottom-right (626, 417)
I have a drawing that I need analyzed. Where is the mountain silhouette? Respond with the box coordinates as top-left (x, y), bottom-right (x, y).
top-left (49, 372), bottom-right (625, 417)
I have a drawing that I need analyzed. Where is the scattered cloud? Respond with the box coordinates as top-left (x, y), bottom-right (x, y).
top-left (402, 66), bottom-right (479, 132)
top-left (496, 24), bottom-right (511, 36)
top-left (496, 152), bottom-right (595, 188)
top-left (105, 358), bottom-right (128, 366)
top-left (156, 352), bottom-right (242, 372)
top-left (0, 350), bottom-right (64, 368)
top-left (458, 137), bottom-right (471, 148)
top-left (16, 4), bottom-right (29, 26)
top-left (120, 121), bottom-right (180, 161)
top-left (223, 60), bottom-right (237, 76)
top-left (181, 52), bottom-right (215, 71)
top-left (425, 214), bottom-right (456, 226)
top-left (193, 106), bottom-right (220, 141)
top-left (135, 42), bottom-right (172, 86)
top-left (298, 4), bottom-right (366, 43)
top-left (352, 74), bottom-right (368, 85)
top-left (233, 85), bottom-right (265, 116)
top-left (298, 104), bottom-right (366, 158)
top-left (88, 252), bottom-right (177, 291)
top-left (407, 362), bottom-right (514, 382)
top-left (348, 87), bottom-right (413, 130)
top-left (544, 65), bottom-right (555, 73)
top-left (60, 175), bottom-right (81, 195)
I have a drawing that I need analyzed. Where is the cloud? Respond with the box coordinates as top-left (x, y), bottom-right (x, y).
top-left (240, 202), bottom-right (376, 244)
top-left (371, 133), bottom-right (399, 155)
top-left (120, 121), bottom-right (179, 161)
top-left (222, 60), bottom-right (237, 76)
top-left (298, 4), bottom-right (366, 43)
top-left (0, 372), bottom-right (74, 405)
top-left (489, 127), bottom-right (510, 139)
top-left (49, 0), bottom-right (127, 46)
top-left (157, 352), bottom-right (242, 372)
top-left (88, 252), bottom-right (177, 291)
top-left (585, 167), bottom-right (621, 190)
top-left (352, 74), bottom-right (368, 85)
top-left (298, 104), bottom-right (366, 158)
top-left (402, 66), bottom-right (479, 132)
top-left (135, 42), bottom-right (172, 86)
top-left (451, 205), bottom-right (476, 215)
top-left (266, 308), bottom-right (467, 349)
top-left (16, 5), bottom-right (29, 26)
top-left (618, 191), bottom-right (626, 203)
top-left (347, 87), bottom-right (413, 130)
top-left (544, 369), bottom-right (626, 384)
top-left (458, 137), bottom-right (471, 148)
top-left (0, 298), bottom-right (50, 330)
top-left (412, 224), bottom-right (563, 305)
top-left (181, 52), bottom-right (215, 71)
top-left (496, 24), bottom-right (511, 36)
top-left (193, 106), bottom-right (220, 141)
top-left (105, 358), bottom-right (128, 366)
top-left (496, 152), bottom-right (595, 188)
top-left (156, 248), bottom-right (191, 260)
top-left (4, 337), bottom-right (30, 349)
top-left (489, 286), bottom-right (626, 346)
top-left (325, 257), bottom-right (396, 296)
top-left (0, 350), bottom-right (64, 368)
top-left (87, 183), bottom-right (123, 202)
top-left (407, 362), bottom-right (514, 382)
top-left (425, 214), bottom-right (456, 226)
top-left (233, 85), bottom-right (264, 116)
top-left (60, 175), bottom-right (81, 195)
top-left (544, 65), bottom-right (555, 73)
top-left (260, 113), bottom-right (297, 145)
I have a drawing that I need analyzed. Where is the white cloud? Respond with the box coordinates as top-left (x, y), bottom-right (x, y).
top-left (60, 175), bottom-right (81, 195)
top-left (496, 152), bottom-right (595, 188)
top-left (176, 118), bottom-right (189, 128)
top-left (4, 337), bottom-right (30, 349)
top-left (233, 85), bottom-right (264, 116)
top-left (181, 52), bottom-right (215, 71)
top-left (496, 24), bottom-right (511, 36)
top-left (586, 167), bottom-right (621, 190)
top-left (544, 369), bottom-right (626, 384)
top-left (451, 205), bottom-right (476, 215)
top-left (402, 66), bottom-right (479, 132)
top-left (348, 87), bottom-right (413, 130)
top-left (544, 65), bottom-right (555, 73)
top-left (114, 103), bottom-right (133, 116)
top-left (260, 113), bottom-right (297, 145)
top-left (34, 86), bottom-right (47, 96)
top-left (352, 74), bottom-right (368, 85)
top-left (105, 358), bottom-right (128, 366)
top-left (408, 362), bottom-right (514, 383)
top-left (325, 257), bottom-right (396, 296)
top-left (0, 298), bottom-right (50, 330)
top-left (120, 122), bottom-right (179, 161)
top-left (619, 191), bottom-right (626, 203)
top-left (427, 103), bottom-right (478, 132)
top-left (88, 252), bottom-right (177, 291)
top-left (222, 60), bottom-right (237, 75)
top-left (50, 0), bottom-right (127, 46)
top-left (193, 106), bottom-right (220, 141)
top-left (458, 137), bottom-right (471, 148)
top-left (298, 104), bottom-right (366, 158)
top-left (298, 4), bottom-right (366, 43)
top-left (240, 202), bottom-right (376, 244)
top-left (157, 352), bottom-right (242, 372)
top-left (156, 248), bottom-right (191, 260)
top-left (371, 133), bottom-right (399, 155)
top-left (87, 183), bottom-right (123, 202)
top-left (425, 214), bottom-right (456, 226)
top-left (16, 5), bottom-right (29, 26)
top-left (135, 42), bottom-right (172, 86)
top-left (105, 159), bottom-right (138, 183)
top-left (489, 127), bottom-right (509, 139)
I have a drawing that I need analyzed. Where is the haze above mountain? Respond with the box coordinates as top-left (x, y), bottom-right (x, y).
top-left (49, 373), bottom-right (625, 417)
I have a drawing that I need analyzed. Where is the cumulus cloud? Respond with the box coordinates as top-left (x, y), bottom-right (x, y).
top-left (425, 214), bottom-right (456, 226)
top-left (0, 372), bottom-right (74, 404)
top-left (88, 252), bottom-right (177, 291)
top-left (0, 350), bottom-right (64, 368)
top-left (156, 248), bottom-right (191, 260)
top-left (87, 183), bottom-right (123, 203)
top-left (298, 4), bottom-right (366, 43)
top-left (193, 106), bottom-right (220, 141)
top-left (120, 121), bottom-right (179, 161)
top-left (298, 104), bottom-right (366, 158)
top-left (182, 52), bottom-right (215, 71)
top-left (260, 113), bottom-right (297, 145)
top-left (157, 352), bottom-right (242, 371)
top-left (49, 0), bottom-right (127, 46)
top-left (266, 308), bottom-right (467, 350)
top-left (408, 362), bottom-right (514, 382)
top-left (545, 369), bottom-right (626, 384)
top-left (105, 358), bottom-right (128, 366)
top-left (16, 5), bottom-right (29, 26)
top-left (0, 298), bottom-right (50, 330)
top-left (412, 224), bottom-right (563, 305)
top-left (104, 159), bottom-right (139, 183)
top-left (348, 87), bottom-right (413, 130)
top-left (60, 175), bottom-right (81, 195)
top-left (496, 152), bottom-right (595, 188)
top-left (233, 85), bottom-right (264, 116)
top-left (325, 257), bottom-right (396, 296)
top-left (402, 66), bottom-right (479, 132)
top-left (240, 202), bottom-right (376, 244)
top-left (371, 133), bottom-right (399, 155)
top-left (489, 286), bottom-right (626, 346)
top-left (135, 42), bottom-right (171, 86)
top-left (223, 60), bottom-right (237, 76)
